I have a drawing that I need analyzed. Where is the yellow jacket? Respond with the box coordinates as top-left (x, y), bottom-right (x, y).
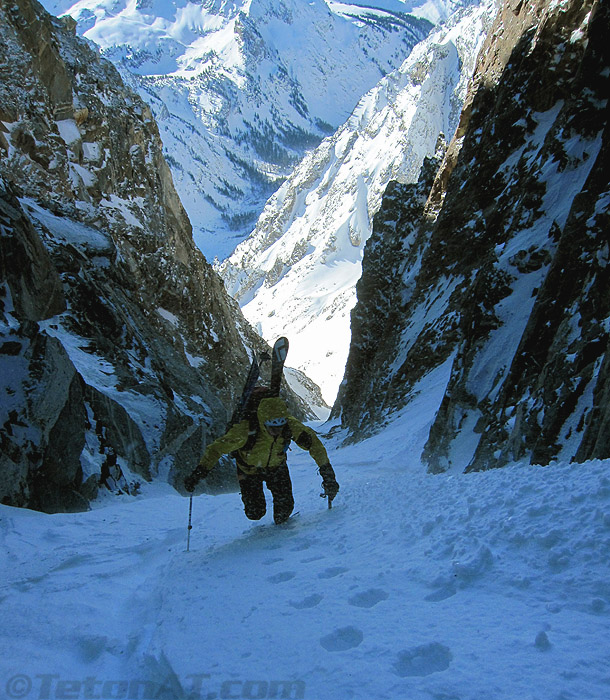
top-left (198, 397), bottom-right (329, 475)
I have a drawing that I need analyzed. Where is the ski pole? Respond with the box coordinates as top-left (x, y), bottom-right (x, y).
top-left (186, 495), bottom-right (193, 552)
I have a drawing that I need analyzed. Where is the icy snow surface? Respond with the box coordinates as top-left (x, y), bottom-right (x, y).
top-left (1, 372), bottom-right (609, 699)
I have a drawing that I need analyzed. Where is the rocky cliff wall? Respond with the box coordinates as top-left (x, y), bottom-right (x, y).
top-left (0, 0), bottom-right (272, 511)
top-left (335, 0), bottom-right (609, 472)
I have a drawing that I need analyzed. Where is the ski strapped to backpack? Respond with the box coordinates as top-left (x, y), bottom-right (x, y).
top-left (269, 336), bottom-right (289, 397)
top-left (229, 337), bottom-right (290, 464)
top-left (228, 354), bottom-right (263, 429)
top-left (228, 336), bottom-right (288, 429)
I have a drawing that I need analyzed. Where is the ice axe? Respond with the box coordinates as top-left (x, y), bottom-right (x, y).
top-left (321, 489), bottom-right (333, 509)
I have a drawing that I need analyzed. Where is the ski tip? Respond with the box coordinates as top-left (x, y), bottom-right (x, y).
top-left (273, 337), bottom-right (289, 362)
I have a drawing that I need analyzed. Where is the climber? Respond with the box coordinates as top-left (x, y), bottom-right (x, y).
top-left (184, 396), bottom-right (339, 524)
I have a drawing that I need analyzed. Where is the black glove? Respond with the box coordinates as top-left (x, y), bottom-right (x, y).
top-left (319, 462), bottom-right (339, 501)
top-left (184, 465), bottom-right (208, 492)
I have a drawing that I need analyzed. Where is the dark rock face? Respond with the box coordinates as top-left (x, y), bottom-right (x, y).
top-left (1, 184), bottom-right (85, 511)
top-left (0, 0), bottom-right (269, 511)
top-left (335, 0), bottom-right (609, 472)
top-left (333, 152), bottom-right (443, 437)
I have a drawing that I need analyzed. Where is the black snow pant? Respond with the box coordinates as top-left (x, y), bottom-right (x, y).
top-left (237, 462), bottom-right (295, 524)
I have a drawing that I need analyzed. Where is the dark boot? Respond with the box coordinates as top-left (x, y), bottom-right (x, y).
top-left (265, 462), bottom-right (295, 524)
top-left (238, 470), bottom-right (267, 520)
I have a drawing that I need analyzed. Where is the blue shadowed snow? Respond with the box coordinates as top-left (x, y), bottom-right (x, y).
top-left (1, 389), bottom-right (609, 699)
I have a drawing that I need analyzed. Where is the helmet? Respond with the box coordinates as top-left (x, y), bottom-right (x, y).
top-left (264, 417), bottom-right (288, 428)
top-left (259, 397), bottom-right (290, 430)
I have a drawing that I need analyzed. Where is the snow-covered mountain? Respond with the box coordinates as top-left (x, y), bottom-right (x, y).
top-left (344, 0), bottom-right (482, 23)
top-left (41, 0), bottom-right (434, 259)
top-left (2, 4), bottom-right (609, 695)
top-left (219, 1), bottom-right (494, 403)
top-left (336, 0), bottom-right (609, 471)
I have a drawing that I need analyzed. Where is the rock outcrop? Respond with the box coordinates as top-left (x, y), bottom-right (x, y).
top-left (0, 0), bottom-right (273, 511)
top-left (335, 0), bottom-right (609, 472)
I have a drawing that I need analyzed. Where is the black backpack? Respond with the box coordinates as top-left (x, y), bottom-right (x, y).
top-left (241, 385), bottom-right (274, 449)
top-left (232, 385), bottom-right (292, 460)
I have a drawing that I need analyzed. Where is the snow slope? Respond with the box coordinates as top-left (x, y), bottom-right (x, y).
top-left (2, 376), bottom-right (609, 699)
top-left (220, 2), bottom-right (494, 403)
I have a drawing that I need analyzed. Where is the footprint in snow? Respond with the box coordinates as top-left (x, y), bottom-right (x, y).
top-left (51, 553), bottom-right (92, 572)
top-left (392, 643), bottom-right (452, 677)
top-left (320, 626), bottom-right (363, 652)
top-left (263, 542), bottom-right (283, 551)
top-left (301, 554), bottom-right (325, 563)
top-left (318, 566), bottom-right (348, 579)
top-left (289, 593), bottom-right (323, 609)
top-left (76, 634), bottom-right (108, 662)
top-left (263, 557), bottom-right (283, 566)
top-left (348, 588), bottom-right (389, 608)
top-left (267, 571), bottom-right (296, 584)
top-left (424, 583), bottom-right (457, 602)
top-left (290, 540), bottom-right (312, 552)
